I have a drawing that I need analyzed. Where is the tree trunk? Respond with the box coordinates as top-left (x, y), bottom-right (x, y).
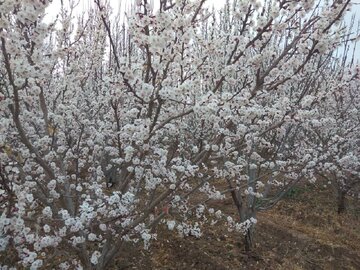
top-left (229, 183), bottom-right (256, 252)
top-left (243, 163), bottom-right (257, 252)
top-left (337, 190), bottom-right (346, 214)
top-left (244, 226), bottom-right (254, 252)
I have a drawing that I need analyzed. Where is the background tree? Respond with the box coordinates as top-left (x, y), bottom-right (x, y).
top-left (301, 63), bottom-right (360, 214)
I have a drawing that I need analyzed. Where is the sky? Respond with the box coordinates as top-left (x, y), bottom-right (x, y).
top-left (44, 0), bottom-right (360, 19)
top-left (43, 0), bottom-right (359, 63)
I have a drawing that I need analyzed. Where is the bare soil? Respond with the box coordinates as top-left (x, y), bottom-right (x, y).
top-left (2, 183), bottom-right (359, 269)
top-left (116, 184), bottom-right (360, 270)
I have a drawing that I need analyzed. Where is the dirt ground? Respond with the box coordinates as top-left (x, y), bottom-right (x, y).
top-left (116, 184), bottom-right (360, 270)
top-left (2, 183), bottom-right (359, 269)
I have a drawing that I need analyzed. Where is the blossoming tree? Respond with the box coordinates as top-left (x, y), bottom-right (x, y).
top-left (298, 62), bottom-right (360, 214)
top-left (191, 0), bottom-right (354, 250)
top-left (0, 0), bottom-right (354, 269)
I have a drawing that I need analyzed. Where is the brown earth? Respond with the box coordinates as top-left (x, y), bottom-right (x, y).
top-left (116, 184), bottom-right (360, 270)
top-left (2, 183), bottom-right (359, 269)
